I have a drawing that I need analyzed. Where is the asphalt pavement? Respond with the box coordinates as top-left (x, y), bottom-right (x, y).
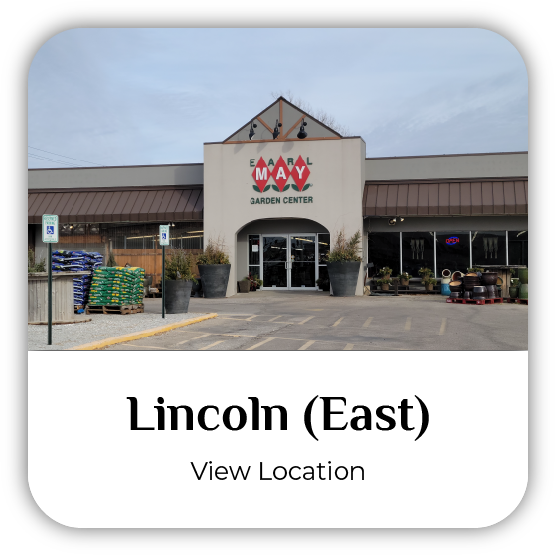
top-left (103, 291), bottom-right (528, 351)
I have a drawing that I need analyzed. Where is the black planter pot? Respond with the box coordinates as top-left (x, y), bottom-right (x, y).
top-left (326, 261), bottom-right (361, 296)
top-left (164, 280), bottom-right (193, 314)
top-left (198, 264), bottom-right (231, 298)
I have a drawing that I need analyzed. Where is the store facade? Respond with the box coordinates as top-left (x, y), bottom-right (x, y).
top-left (28, 97), bottom-right (528, 296)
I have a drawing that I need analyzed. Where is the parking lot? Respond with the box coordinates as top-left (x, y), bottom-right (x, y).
top-left (102, 291), bottom-right (528, 351)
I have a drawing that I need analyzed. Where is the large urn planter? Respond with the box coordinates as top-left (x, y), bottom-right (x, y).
top-left (198, 264), bottom-right (231, 298)
top-left (518, 268), bottom-right (528, 285)
top-left (164, 280), bottom-right (193, 314)
top-left (519, 283), bottom-right (528, 300)
top-left (326, 261), bottom-right (361, 296)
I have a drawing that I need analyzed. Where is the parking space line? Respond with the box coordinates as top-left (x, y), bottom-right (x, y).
top-left (362, 317), bottom-right (374, 328)
top-left (219, 317), bottom-right (255, 321)
top-left (405, 317), bottom-right (412, 331)
top-left (332, 317), bottom-right (344, 327)
top-left (246, 315), bottom-right (258, 321)
top-left (268, 315), bottom-right (283, 322)
top-left (119, 343), bottom-right (169, 350)
top-left (439, 318), bottom-right (447, 335)
top-left (344, 343), bottom-right (354, 350)
top-left (199, 340), bottom-right (226, 350)
top-left (176, 333), bottom-right (212, 345)
top-left (245, 337), bottom-right (275, 351)
top-left (298, 316), bottom-right (315, 325)
top-left (298, 340), bottom-right (315, 351)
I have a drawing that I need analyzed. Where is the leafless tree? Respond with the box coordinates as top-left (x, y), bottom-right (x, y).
top-left (271, 90), bottom-right (351, 136)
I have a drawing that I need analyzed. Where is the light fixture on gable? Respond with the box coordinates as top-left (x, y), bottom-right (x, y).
top-left (297, 118), bottom-right (308, 139)
top-left (249, 121), bottom-right (257, 140)
top-left (272, 119), bottom-right (282, 140)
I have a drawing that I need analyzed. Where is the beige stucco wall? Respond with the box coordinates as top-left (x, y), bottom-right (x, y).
top-left (204, 138), bottom-right (367, 296)
top-left (365, 152), bottom-right (528, 181)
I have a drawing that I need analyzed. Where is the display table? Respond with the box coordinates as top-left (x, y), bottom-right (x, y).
top-left (28, 272), bottom-right (91, 324)
top-left (480, 265), bottom-right (526, 299)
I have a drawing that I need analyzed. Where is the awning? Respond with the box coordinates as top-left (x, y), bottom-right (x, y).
top-left (28, 186), bottom-right (204, 224)
top-left (363, 179), bottom-right (528, 217)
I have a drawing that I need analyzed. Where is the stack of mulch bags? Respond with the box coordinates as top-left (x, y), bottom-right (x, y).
top-left (88, 266), bottom-right (145, 307)
top-left (51, 250), bottom-right (103, 306)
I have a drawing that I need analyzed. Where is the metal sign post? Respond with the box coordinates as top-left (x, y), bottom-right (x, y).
top-left (159, 225), bottom-right (170, 319)
top-left (42, 215), bottom-right (59, 345)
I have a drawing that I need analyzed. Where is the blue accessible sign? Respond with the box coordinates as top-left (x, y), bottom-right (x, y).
top-left (42, 215), bottom-right (59, 243)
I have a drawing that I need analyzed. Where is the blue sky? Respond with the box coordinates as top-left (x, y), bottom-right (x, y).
top-left (28, 28), bottom-right (528, 168)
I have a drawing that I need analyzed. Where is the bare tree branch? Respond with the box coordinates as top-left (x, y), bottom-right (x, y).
top-left (270, 91), bottom-right (351, 136)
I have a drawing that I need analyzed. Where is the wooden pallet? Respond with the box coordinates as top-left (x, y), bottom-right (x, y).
top-left (446, 297), bottom-right (503, 305)
top-left (504, 297), bottom-right (529, 305)
top-left (86, 304), bottom-right (144, 315)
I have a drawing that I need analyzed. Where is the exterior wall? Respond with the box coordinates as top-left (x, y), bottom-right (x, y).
top-left (365, 215), bottom-right (528, 233)
top-left (28, 163), bottom-right (203, 189)
top-left (365, 152), bottom-right (528, 181)
top-left (237, 218), bottom-right (329, 281)
top-left (204, 137), bottom-right (367, 296)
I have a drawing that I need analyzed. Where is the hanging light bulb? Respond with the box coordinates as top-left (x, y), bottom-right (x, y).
top-left (297, 118), bottom-right (308, 139)
top-left (249, 121), bottom-right (257, 140)
top-left (272, 119), bottom-right (282, 140)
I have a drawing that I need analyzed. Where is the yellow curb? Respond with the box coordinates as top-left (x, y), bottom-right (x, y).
top-left (68, 313), bottom-right (218, 351)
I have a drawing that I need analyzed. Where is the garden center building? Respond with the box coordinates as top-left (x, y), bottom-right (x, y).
top-left (28, 97), bottom-right (528, 297)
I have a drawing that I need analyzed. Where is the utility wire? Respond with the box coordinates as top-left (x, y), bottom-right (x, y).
top-left (28, 145), bottom-right (105, 166)
top-left (28, 153), bottom-right (82, 167)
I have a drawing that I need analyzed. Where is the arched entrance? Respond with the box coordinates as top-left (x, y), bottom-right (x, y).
top-left (236, 218), bottom-right (330, 291)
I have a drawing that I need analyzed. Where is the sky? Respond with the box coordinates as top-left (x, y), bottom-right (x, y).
top-left (27, 28), bottom-right (528, 168)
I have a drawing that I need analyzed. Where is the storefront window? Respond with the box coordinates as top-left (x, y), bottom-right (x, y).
top-left (471, 231), bottom-right (507, 267)
top-left (318, 233), bottom-right (330, 263)
top-left (401, 232), bottom-right (434, 278)
top-left (368, 232), bottom-right (400, 276)
top-left (435, 232), bottom-right (470, 277)
top-left (508, 231), bottom-right (528, 266)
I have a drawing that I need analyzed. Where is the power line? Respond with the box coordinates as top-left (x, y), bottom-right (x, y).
top-left (28, 145), bottom-right (105, 166)
top-left (28, 153), bottom-right (82, 167)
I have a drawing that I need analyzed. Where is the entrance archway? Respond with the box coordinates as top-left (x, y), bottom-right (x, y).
top-left (236, 218), bottom-right (330, 291)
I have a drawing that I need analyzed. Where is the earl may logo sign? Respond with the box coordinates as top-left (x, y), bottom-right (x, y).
top-left (250, 155), bottom-right (314, 205)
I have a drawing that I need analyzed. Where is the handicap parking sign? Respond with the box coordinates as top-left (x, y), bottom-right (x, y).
top-left (42, 215), bottom-right (59, 243)
top-left (159, 225), bottom-right (170, 246)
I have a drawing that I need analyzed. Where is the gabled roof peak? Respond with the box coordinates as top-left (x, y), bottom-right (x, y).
top-left (223, 97), bottom-right (342, 144)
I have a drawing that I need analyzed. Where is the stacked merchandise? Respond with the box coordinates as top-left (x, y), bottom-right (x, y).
top-left (51, 250), bottom-right (104, 306)
top-left (88, 267), bottom-right (145, 307)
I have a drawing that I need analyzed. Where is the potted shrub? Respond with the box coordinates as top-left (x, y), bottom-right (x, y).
top-left (418, 267), bottom-right (433, 279)
top-left (397, 272), bottom-right (412, 286)
top-left (422, 276), bottom-right (438, 292)
top-left (376, 266), bottom-right (393, 280)
top-left (196, 237), bottom-right (231, 298)
top-left (377, 278), bottom-right (392, 291)
top-left (325, 229), bottom-right (362, 296)
top-left (164, 250), bottom-right (197, 313)
top-left (467, 267), bottom-right (485, 274)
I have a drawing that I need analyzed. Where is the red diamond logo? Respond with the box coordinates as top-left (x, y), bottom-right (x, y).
top-left (270, 156), bottom-right (291, 192)
top-left (290, 156), bottom-right (310, 190)
top-left (252, 157), bottom-right (270, 192)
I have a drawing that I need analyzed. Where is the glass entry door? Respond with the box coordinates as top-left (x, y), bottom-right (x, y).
top-left (261, 234), bottom-right (317, 290)
top-left (262, 236), bottom-right (288, 288)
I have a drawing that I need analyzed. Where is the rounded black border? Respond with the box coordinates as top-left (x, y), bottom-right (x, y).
top-left (10, 2), bottom-right (555, 555)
